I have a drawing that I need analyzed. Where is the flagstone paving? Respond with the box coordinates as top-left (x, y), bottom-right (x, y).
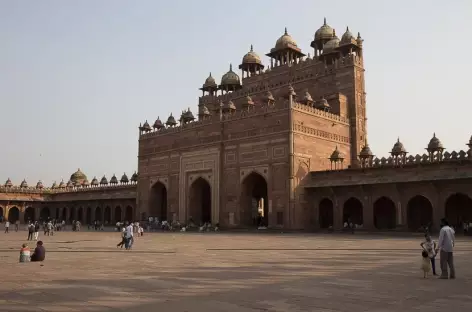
top-left (0, 230), bottom-right (471, 311)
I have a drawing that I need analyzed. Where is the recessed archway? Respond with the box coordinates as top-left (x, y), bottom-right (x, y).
top-left (69, 207), bottom-right (76, 222)
top-left (40, 207), bottom-right (50, 221)
top-left (0, 206), bottom-right (3, 221)
top-left (407, 195), bottom-right (433, 231)
top-left (8, 206), bottom-right (20, 223)
top-left (149, 182), bottom-right (168, 221)
top-left (125, 206), bottom-right (133, 222)
top-left (188, 177), bottom-right (212, 225)
top-left (445, 193), bottom-right (472, 229)
top-left (104, 206), bottom-right (111, 223)
top-left (343, 197), bottom-right (363, 226)
top-left (86, 207), bottom-right (92, 224)
top-left (77, 207), bottom-right (84, 223)
top-left (55, 208), bottom-right (60, 220)
top-left (373, 197), bottom-right (396, 230)
top-left (61, 208), bottom-right (67, 221)
top-left (241, 172), bottom-right (268, 227)
top-left (24, 207), bottom-right (35, 223)
top-left (114, 206), bottom-right (122, 223)
top-left (95, 207), bottom-right (102, 222)
top-left (319, 198), bottom-right (334, 228)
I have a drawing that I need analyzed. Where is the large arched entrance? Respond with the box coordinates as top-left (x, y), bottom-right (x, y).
top-left (319, 198), bottom-right (334, 228)
top-left (149, 182), bottom-right (168, 221)
top-left (104, 206), bottom-right (111, 224)
top-left (69, 207), bottom-right (76, 222)
top-left (407, 195), bottom-right (433, 231)
top-left (125, 206), bottom-right (133, 222)
top-left (40, 207), bottom-right (50, 221)
top-left (77, 207), bottom-right (84, 223)
top-left (24, 207), bottom-right (35, 223)
top-left (8, 207), bottom-right (20, 223)
top-left (114, 206), bottom-right (122, 223)
top-left (95, 207), bottom-right (102, 222)
top-left (61, 208), bottom-right (67, 221)
top-left (241, 172), bottom-right (268, 227)
top-left (445, 193), bottom-right (472, 228)
top-left (343, 198), bottom-right (363, 226)
top-left (188, 178), bottom-right (212, 225)
top-left (86, 207), bottom-right (92, 224)
top-left (373, 197), bottom-right (396, 230)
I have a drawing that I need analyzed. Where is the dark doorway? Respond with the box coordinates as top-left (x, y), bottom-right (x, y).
top-left (241, 172), bottom-right (268, 227)
top-left (373, 197), bottom-right (396, 229)
top-left (40, 207), bottom-right (50, 221)
top-left (125, 206), bottom-right (133, 222)
top-left (407, 195), bottom-right (433, 231)
top-left (69, 207), bottom-right (76, 222)
top-left (86, 207), bottom-right (92, 224)
top-left (24, 207), bottom-right (35, 223)
top-left (77, 207), bottom-right (84, 223)
top-left (95, 207), bottom-right (102, 222)
top-left (114, 206), bottom-right (122, 223)
top-left (188, 178), bottom-right (212, 225)
top-left (8, 206), bottom-right (20, 223)
top-left (445, 193), bottom-right (472, 229)
top-left (104, 206), bottom-right (111, 224)
top-left (0, 207), bottom-right (3, 221)
top-left (55, 208), bottom-right (60, 220)
top-left (61, 208), bottom-right (67, 221)
top-left (319, 198), bottom-right (334, 228)
top-left (149, 182), bottom-right (167, 221)
top-left (343, 198), bottom-right (363, 225)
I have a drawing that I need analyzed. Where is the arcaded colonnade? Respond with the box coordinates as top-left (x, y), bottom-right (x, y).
top-left (306, 181), bottom-right (472, 232)
top-left (0, 202), bottom-right (136, 225)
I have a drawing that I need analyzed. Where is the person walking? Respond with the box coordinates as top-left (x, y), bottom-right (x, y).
top-left (27, 223), bottom-right (34, 241)
top-left (438, 218), bottom-right (456, 279)
top-left (33, 221), bottom-right (40, 241)
top-left (4, 221), bottom-right (10, 233)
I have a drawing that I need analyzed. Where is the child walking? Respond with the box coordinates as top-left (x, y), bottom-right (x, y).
top-left (420, 234), bottom-right (438, 276)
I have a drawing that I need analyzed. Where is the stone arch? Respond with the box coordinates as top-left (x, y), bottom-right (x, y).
top-left (319, 198), bottom-right (334, 229)
top-left (0, 206), bottom-right (3, 221)
top-left (373, 197), bottom-right (396, 230)
top-left (24, 207), bottom-right (35, 223)
top-left (407, 195), bottom-right (433, 231)
top-left (343, 197), bottom-right (363, 225)
top-left (69, 207), bottom-right (76, 222)
top-left (86, 207), bottom-right (92, 224)
top-left (240, 172), bottom-right (268, 227)
top-left (114, 206), bottom-right (122, 223)
top-left (188, 177), bottom-right (212, 225)
top-left (95, 207), bottom-right (102, 222)
top-left (55, 208), bottom-right (60, 220)
top-left (125, 206), bottom-right (133, 222)
top-left (77, 207), bottom-right (84, 223)
top-left (61, 207), bottom-right (67, 221)
top-left (445, 193), bottom-right (472, 229)
top-left (40, 207), bottom-right (50, 221)
top-left (149, 181), bottom-right (168, 221)
top-left (104, 206), bottom-right (111, 223)
top-left (8, 206), bottom-right (20, 223)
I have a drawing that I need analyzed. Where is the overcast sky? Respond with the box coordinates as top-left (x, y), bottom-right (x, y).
top-left (0, 0), bottom-right (471, 185)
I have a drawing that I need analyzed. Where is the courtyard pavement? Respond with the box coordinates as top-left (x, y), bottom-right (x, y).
top-left (0, 230), bottom-right (471, 311)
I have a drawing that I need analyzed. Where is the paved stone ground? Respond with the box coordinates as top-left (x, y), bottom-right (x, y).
top-left (0, 230), bottom-right (471, 312)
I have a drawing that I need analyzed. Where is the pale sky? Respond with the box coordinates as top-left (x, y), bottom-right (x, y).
top-left (0, 0), bottom-right (471, 185)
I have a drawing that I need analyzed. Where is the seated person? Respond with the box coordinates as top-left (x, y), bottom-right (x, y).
top-left (31, 241), bottom-right (46, 262)
top-left (19, 243), bottom-right (31, 263)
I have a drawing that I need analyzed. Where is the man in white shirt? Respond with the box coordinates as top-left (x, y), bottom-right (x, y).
top-left (438, 218), bottom-right (456, 279)
top-left (4, 221), bottom-right (10, 233)
top-left (125, 223), bottom-right (134, 250)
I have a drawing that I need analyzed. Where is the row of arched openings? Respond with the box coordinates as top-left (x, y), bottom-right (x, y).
top-left (1, 205), bottom-right (133, 224)
top-left (148, 172), bottom-right (269, 227)
top-left (319, 193), bottom-right (472, 230)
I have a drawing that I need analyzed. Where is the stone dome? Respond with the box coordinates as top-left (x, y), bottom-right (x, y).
top-left (153, 117), bottom-right (164, 130)
top-left (427, 133), bottom-right (444, 151)
top-left (66, 180), bottom-right (74, 188)
top-left (100, 175), bottom-right (108, 185)
top-left (202, 72), bottom-right (217, 90)
top-left (323, 35), bottom-right (340, 54)
top-left (166, 114), bottom-right (177, 127)
top-left (70, 168), bottom-right (87, 185)
top-left (330, 146), bottom-right (344, 161)
top-left (131, 171), bottom-right (138, 183)
top-left (20, 179), bottom-right (28, 188)
top-left (242, 45), bottom-right (263, 65)
top-left (51, 181), bottom-right (57, 189)
top-left (36, 180), bottom-right (44, 189)
top-left (220, 64), bottom-right (241, 86)
top-left (4, 178), bottom-right (13, 187)
top-left (142, 120), bottom-right (152, 132)
top-left (120, 173), bottom-right (129, 184)
top-left (359, 144), bottom-right (373, 157)
top-left (303, 91), bottom-right (314, 105)
top-left (110, 174), bottom-right (118, 184)
top-left (275, 28), bottom-right (298, 50)
top-left (315, 18), bottom-right (335, 41)
top-left (183, 108), bottom-right (195, 122)
top-left (74, 180), bottom-right (82, 188)
top-left (91, 176), bottom-right (99, 186)
top-left (82, 179), bottom-right (90, 187)
top-left (317, 97), bottom-right (330, 110)
top-left (391, 138), bottom-right (407, 155)
top-left (58, 179), bottom-right (66, 188)
top-left (340, 26), bottom-right (356, 45)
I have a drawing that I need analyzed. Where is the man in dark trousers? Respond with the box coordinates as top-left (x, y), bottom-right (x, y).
top-left (31, 241), bottom-right (46, 262)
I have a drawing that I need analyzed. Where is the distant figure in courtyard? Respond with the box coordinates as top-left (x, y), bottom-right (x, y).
top-left (31, 241), bottom-right (46, 262)
top-left (19, 243), bottom-right (31, 263)
top-left (421, 250), bottom-right (431, 278)
top-left (420, 234), bottom-right (438, 275)
top-left (438, 218), bottom-right (455, 279)
top-left (4, 220), bottom-right (10, 233)
top-left (117, 226), bottom-right (126, 248)
top-left (15, 220), bottom-right (20, 232)
top-left (34, 222), bottom-right (40, 241)
top-left (125, 222), bottom-right (134, 250)
top-left (27, 223), bottom-right (34, 241)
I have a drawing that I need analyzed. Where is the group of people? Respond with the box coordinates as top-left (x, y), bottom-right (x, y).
top-left (420, 218), bottom-right (456, 279)
top-left (19, 241), bottom-right (46, 263)
top-left (116, 221), bottom-right (142, 250)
